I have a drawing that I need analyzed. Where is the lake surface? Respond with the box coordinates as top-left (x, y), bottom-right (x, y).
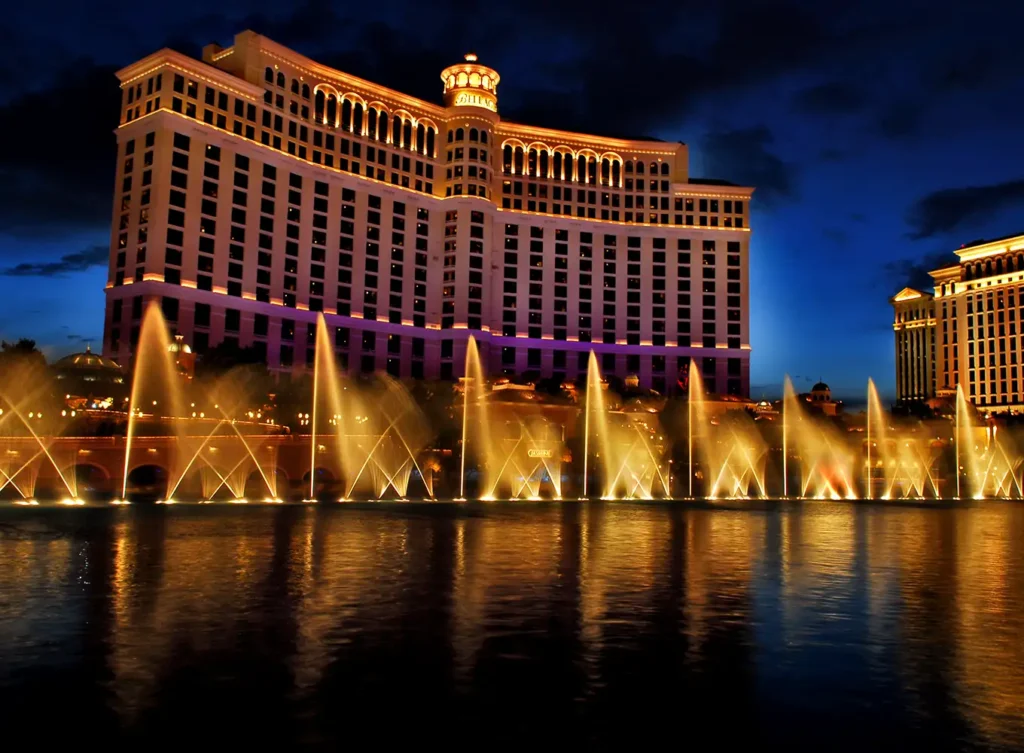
top-left (1, 501), bottom-right (1023, 751)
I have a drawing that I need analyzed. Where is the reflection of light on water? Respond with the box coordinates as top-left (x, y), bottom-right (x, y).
top-left (952, 504), bottom-right (1024, 747)
top-left (3, 501), bottom-right (1024, 746)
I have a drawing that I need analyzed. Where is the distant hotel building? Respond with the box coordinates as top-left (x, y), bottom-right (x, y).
top-left (891, 233), bottom-right (1024, 410)
top-left (104, 31), bottom-right (754, 395)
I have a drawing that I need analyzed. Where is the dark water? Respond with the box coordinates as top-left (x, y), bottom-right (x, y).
top-left (2, 501), bottom-right (1023, 751)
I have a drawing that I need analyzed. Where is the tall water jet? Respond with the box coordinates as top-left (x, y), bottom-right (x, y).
top-left (584, 352), bottom-right (668, 500)
top-left (122, 302), bottom-right (187, 500)
top-left (689, 359), bottom-right (766, 499)
top-left (955, 384), bottom-right (1022, 499)
top-left (309, 313), bottom-right (345, 500)
top-left (866, 379), bottom-right (940, 500)
top-left (583, 351), bottom-right (611, 498)
top-left (866, 378), bottom-right (890, 498)
top-left (460, 336), bottom-right (491, 499)
top-left (783, 376), bottom-right (795, 498)
top-left (783, 375), bottom-right (857, 499)
top-left (582, 352), bottom-right (604, 497)
top-left (687, 360), bottom-right (693, 498)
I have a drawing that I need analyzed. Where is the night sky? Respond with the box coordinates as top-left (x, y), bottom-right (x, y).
top-left (2, 0), bottom-right (1023, 400)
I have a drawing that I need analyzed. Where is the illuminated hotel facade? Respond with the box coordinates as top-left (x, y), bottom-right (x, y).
top-left (104, 31), bottom-right (754, 395)
top-left (891, 233), bottom-right (1024, 410)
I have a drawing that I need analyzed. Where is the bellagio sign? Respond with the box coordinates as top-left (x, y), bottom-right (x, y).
top-left (453, 91), bottom-right (497, 112)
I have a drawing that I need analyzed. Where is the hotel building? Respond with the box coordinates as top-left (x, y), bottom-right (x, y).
top-left (891, 233), bottom-right (1024, 410)
top-left (104, 31), bottom-right (754, 395)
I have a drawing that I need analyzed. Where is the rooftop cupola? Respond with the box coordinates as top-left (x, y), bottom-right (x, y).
top-left (441, 53), bottom-right (499, 112)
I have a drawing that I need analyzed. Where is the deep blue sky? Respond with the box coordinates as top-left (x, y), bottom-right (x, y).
top-left (1, 0), bottom-right (1023, 400)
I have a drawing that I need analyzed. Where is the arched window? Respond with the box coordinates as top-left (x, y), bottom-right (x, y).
top-left (636, 161), bottom-right (645, 175)
top-left (514, 147), bottom-right (524, 174)
top-left (601, 158), bottom-right (610, 184)
top-left (403, 120), bottom-right (412, 149)
top-left (612, 161), bottom-right (621, 187)
top-left (353, 103), bottom-right (364, 134)
top-left (481, 131), bottom-right (488, 144)
top-left (455, 127), bottom-right (465, 141)
top-left (469, 128), bottom-right (479, 142)
top-left (326, 95), bottom-right (337, 127)
top-left (503, 144), bottom-right (513, 172)
top-left (649, 161), bottom-right (658, 174)
top-left (577, 155), bottom-right (587, 183)
top-left (997, 258), bottom-right (1004, 275)
top-left (342, 99), bottom-right (352, 131)
top-left (552, 152), bottom-right (563, 180)
top-left (588, 157), bottom-right (597, 184)
top-left (527, 148), bottom-right (538, 177)
top-left (265, 67), bottom-right (274, 83)
top-left (367, 109), bottom-right (377, 138)
top-left (539, 151), bottom-right (549, 178)
top-left (378, 111), bottom-right (389, 142)
top-left (314, 90), bottom-right (326, 123)
top-left (302, 84), bottom-right (310, 99)
top-left (291, 79), bottom-right (299, 94)
top-left (392, 116), bottom-right (401, 146)
top-left (416, 123), bottom-right (426, 153)
top-left (625, 161), bottom-right (634, 174)
top-left (986, 261), bottom-right (993, 276)
top-left (660, 162), bottom-right (669, 175)
top-left (276, 71), bottom-right (285, 88)
top-left (426, 128), bottom-right (436, 157)
top-left (448, 130), bottom-right (454, 143)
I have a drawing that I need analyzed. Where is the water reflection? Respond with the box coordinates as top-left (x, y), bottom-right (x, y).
top-left (0, 502), bottom-right (1022, 749)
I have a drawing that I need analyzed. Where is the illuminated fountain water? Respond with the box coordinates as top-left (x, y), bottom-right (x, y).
top-left (866, 378), bottom-right (941, 499)
top-left (460, 335), bottom-right (491, 499)
top-left (120, 303), bottom-right (187, 502)
top-left (783, 376), bottom-right (857, 499)
top-left (0, 355), bottom-right (78, 504)
top-left (310, 314), bottom-right (432, 500)
top-left (689, 360), bottom-right (767, 499)
top-left (583, 351), bottom-right (670, 500)
top-left (13, 299), bottom-right (1024, 505)
top-left (461, 336), bottom-right (563, 500)
top-left (955, 384), bottom-right (1022, 499)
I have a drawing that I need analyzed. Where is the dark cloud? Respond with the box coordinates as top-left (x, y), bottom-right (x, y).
top-left (0, 63), bottom-right (119, 239)
top-left (66, 333), bottom-right (97, 343)
top-left (931, 48), bottom-right (996, 92)
top-left (822, 227), bottom-right (848, 245)
top-left (699, 127), bottom-right (795, 206)
top-left (1, 245), bottom-right (108, 277)
top-left (818, 147), bottom-right (848, 162)
top-left (793, 81), bottom-right (867, 114)
top-left (877, 100), bottom-right (925, 139)
top-left (905, 180), bottom-right (1024, 239)
top-left (882, 250), bottom-right (956, 291)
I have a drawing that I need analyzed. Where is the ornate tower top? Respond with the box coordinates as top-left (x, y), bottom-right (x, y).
top-left (441, 53), bottom-right (499, 113)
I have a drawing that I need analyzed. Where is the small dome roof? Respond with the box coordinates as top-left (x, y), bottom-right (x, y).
top-left (167, 335), bottom-right (192, 354)
top-left (53, 347), bottom-right (122, 373)
top-left (812, 381), bottom-right (830, 392)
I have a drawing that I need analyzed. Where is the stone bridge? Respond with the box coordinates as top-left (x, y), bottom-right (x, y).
top-left (0, 434), bottom-right (451, 502)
